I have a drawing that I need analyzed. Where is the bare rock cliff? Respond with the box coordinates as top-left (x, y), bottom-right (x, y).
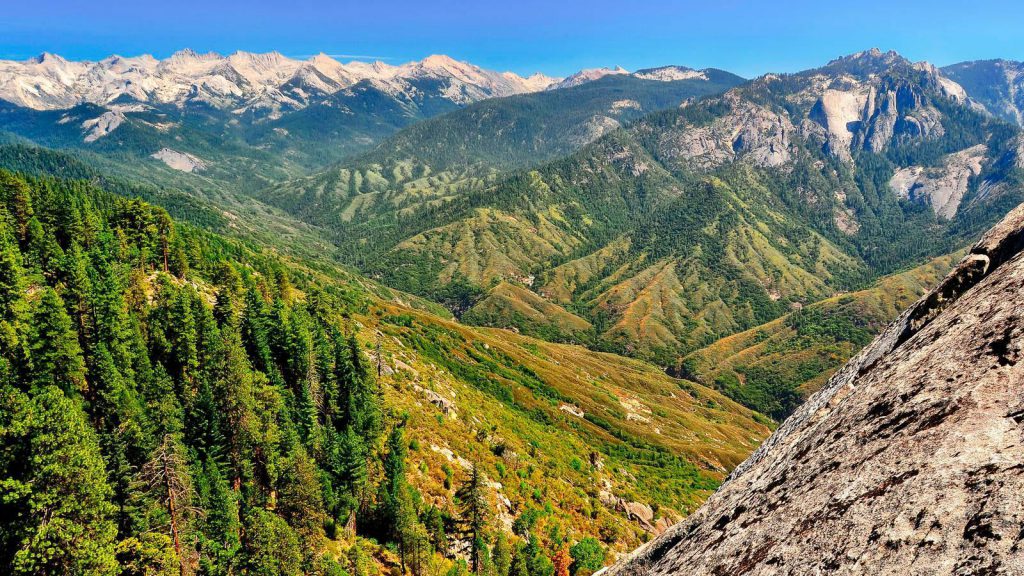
top-left (608, 203), bottom-right (1024, 575)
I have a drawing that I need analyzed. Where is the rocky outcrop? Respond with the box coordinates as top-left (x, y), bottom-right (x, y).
top-left (804, 81), bottom-right (946, 160)
top-left (81, 110), bottom-right (125, 142)
top-left (889, 144), bottom-right (986, 219)
top-left (150, 147), bottom-right (208, 173)
top-left (608, 203), bottom-right (1024, 575)
top-left (655, 95), bottom-right (795, 171)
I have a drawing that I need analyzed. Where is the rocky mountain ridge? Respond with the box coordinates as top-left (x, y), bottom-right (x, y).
top-left (549, 65), bottom-right (715, 90)
top-left (943, 58), bottom-right (1024, 126)
top-left (0, 50), bottom-right (561, 115)
top-left (279, 48), bottom-right (1023, 371)
top-left (607, 201), bottom-right (1024, 575)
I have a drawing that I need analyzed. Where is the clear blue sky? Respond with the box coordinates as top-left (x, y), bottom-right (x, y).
top-left (5, 0), bottom-right (1024, 78)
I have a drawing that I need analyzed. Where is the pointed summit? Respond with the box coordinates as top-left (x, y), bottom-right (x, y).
top-left (29, 52), bottom-right (67, 65)
top-left (420, 54), bottom-right (461, 68)
top-left (820, 47), bottom-right (913, 77)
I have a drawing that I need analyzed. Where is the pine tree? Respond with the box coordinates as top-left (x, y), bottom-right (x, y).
top-left (278, 447), bottom-right (326, 546)
top-left (90, 342), bottom-right (152, 535)
top-left (25, 216), bottom-right (63, 274)
top-left (456, 464), bottom-right (491, 573)
top-left (59, 242), bottom-right (93, 345)
top-left (0, 233), bottom-right (28, 383)
top-left (378, 426), bottom-right (417, 572)
top-left (139, 434), bottom-right (198, 576)
top-left (194, 457), bottom-right (240, 576)
top-left (30, 287), bottom-right (87, 393)
top-left (0, 233), bottom-right (24, 321)
top-left (334, 333), bottom-right (380, 439)
top-left (425, 505), bottom-right (449, 557)
top-left (0, 171), bottom-right (33, 243)
top-left (492, 533), bottom-right (512, 576)
top-left (0, 385), bottom-right (119, 575)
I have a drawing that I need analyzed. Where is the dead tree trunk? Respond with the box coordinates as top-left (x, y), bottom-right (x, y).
top-left (141, 434), bottom-right (198, 576)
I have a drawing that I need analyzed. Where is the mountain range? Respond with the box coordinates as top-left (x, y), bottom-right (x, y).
top-left (261, 49), bottom-right (1023, 373)
top-left (0, 51), bottom-right (740, 194)
top-left (0, 50), bottom-right (559, 113)
top-left (1, 44), bottom-right (1024, 576)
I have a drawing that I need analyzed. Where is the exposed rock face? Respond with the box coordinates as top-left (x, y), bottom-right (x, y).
top-left (804, 81), bottom-right (946, 160)
top-left (650, 50), bottom-right (968, 172)
top-left (608, 203), bottom-right (1024, 575)
top-left (150, 147), bottom-right (207, 172)
top-left (654, 94), bottom-right (795, 171)
top-left (889, 144), bottom-right (987, 219)
top-left (81, 110), bottom-right (125, 142)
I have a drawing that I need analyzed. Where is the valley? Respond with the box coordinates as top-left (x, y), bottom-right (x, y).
top-left (0, 39), bottom-right (1022, 576)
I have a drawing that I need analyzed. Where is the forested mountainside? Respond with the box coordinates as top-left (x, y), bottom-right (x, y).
top-left (0, 142), bottom-right (347, 265)
top-left (943, 59), bottom-right (1024, 126)
top-left (0, 169), bottom-right (772, 576)
top-left (262, 49), bottom-right (1024, 372)
top-left (288, 69), bottom-right (743, 175)
top-left (258, 70), bottom-right (744, 235)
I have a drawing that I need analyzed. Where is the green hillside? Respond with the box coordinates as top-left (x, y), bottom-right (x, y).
top-left (261, 73), bottom-right (744, 246)
top-left (0, 168), bottom-right (770, 576)
top-left (678, 251), bottom-right (960, 419)
top-left (266, 51), bottom-right (1023, 368)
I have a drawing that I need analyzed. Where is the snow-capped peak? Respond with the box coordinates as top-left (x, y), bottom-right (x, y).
top-left (29, 52), bottom-right (68, 65)
top-left (0, 50), bottom-right (562, 112)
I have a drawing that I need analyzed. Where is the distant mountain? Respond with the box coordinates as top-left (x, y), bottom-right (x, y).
top-left (0, 51), bottom-right (568, 190)
top-left (0, 50), bottom-right (560, 114)
top-left (548, 65), bottom-right (718, 90)
top-left (942, 58), bottom-right (1024, 126)
top-left (261, 69), bottom-right (744, 232)
top-left (266, 48), bottom-right (1023, 367)
top-left (0, 52), bottom-right (745, 193)
top-left (551, 66), bottom-right (631, 89)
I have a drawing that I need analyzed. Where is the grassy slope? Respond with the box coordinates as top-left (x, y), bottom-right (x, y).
top-left (358, 302), bottom-right (770, 539)
top-left (678, 251), bottom-right (961, 420)
top-left (462, 281), bottom-right (594, 343)
top-left (260, 74), bottom-right (746, 261)
top-left (256, 239), bottom-right (774, 556)
top-left (0, 156), bottom-right (772, 560)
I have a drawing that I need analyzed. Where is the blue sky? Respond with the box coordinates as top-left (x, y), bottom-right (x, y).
top-left (5, 0), bottom-right (1024, 77)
